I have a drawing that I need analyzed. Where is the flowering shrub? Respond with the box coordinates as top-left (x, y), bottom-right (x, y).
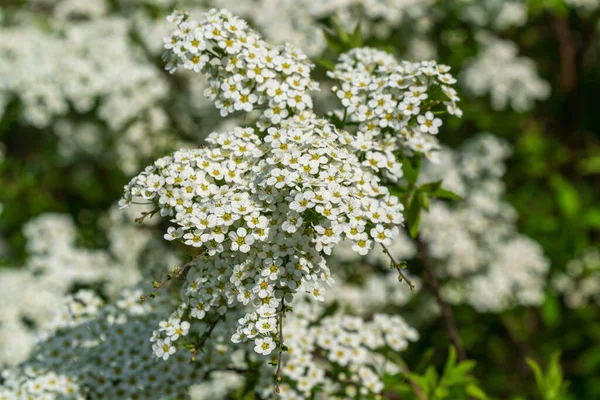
top-left (117, 9), bottom-right (462, 385)
top-left (1, 1), bottom-right (599, 399)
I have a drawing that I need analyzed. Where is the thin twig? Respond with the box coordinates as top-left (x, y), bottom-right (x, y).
top-left (416, 235), bottom-right (466, 362)
top-left (381, 243), bottom-right (415, 291)
top-left (393, 356), bottom-right (427, 400)
top-left (189, 314), bottom-right (224, 363)
top-left (134, 209), bottom-right (158, 224)
top-left (274, 300), bottom-right (285, 394)
top-left (140, 250), bottom-right (205, 302)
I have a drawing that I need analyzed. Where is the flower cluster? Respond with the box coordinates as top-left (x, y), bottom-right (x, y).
top-left (0, 208), bottom-right (177, 366)
top-left (459, 0), bottom-right (527, 30)
top-left (0, 289), bottom-right (201, 400)
top-left (162, 9), bottom-right (319, 128)
top-left (253, 297), bottom-right (418, 399)
top-left (121, 112), bottom-right (405, 358)
top-left (328, 134), bottom-right (550, 313)
top-left (0, 19), bottom-right (167, 130)
top-left (418, 134), bottom-right (550, 312)
top-left (553, 247), bottom-right (600, 308)
top-left (462, 34), bottom-right (550, 112)
top-left (328, 47), bottom-right (462, 162)
top-left (0, 286), bottom-right (419, 400)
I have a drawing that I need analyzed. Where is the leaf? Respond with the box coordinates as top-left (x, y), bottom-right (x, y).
top-left (420, 191), bottom-right (430, 212)
top-left (401, 154), bottom-right (422, 186)
top-left (321, 27), bottom-right (343, 54)
top-left (549, 174), bottom-right (581, 218)
top-left (578, 154), bottom-right (600, 175)
top-left (389, 185), bottom-right (409, 199)
top-left (541, 294), bottom-right (561, 328)
top-left (415, 348), bottom-right (435, 372)
top-left (406, 192), bottom-right (422, 238)
top-left (546, 352), bottom-right (565, 399)
top-left (331, 18), bottom-right (350, 47)
top-left (419, 180), bottom-right (443, 194)
top-left (526, 358), bottom-right (546, 395)
top-left (349, 19), bottom-right (363, 48)
top-left (583, 208), bottom-right (600, 230)
top-left (430, 188), bottom-right (463, 201)
top-left (444, 347), bottom-right (458, 373)
top-left (466, 384), bottom-right (488, 399)
top-left (315, 57), bottom-right (336, 71)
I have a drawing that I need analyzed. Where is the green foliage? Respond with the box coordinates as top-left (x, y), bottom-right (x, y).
top-left (321, 17), bottom-right (364, 54)
top-left (401, 348), bottom-right (488, 400)
top-left (526, 352), bottom-right (569, 400)
top-left (391, 155), bottom-right (462, 237)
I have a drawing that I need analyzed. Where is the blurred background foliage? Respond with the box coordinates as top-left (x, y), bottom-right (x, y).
top-left (0, 0), bottom-right (599, 398)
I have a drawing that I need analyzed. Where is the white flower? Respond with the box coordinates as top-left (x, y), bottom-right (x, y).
top-left (153, 338), bottom-right (176, 360)
top-left (254, 336), bottom-right (276, 355)
top-left (417, 111), bottom-right (443, 135)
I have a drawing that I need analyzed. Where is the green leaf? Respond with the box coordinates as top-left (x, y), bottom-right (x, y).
top-left (466, 384), bottom-right (488, 399)
top-left (430, 188), bottom-right (463, 201)
top-left (583, 208), bottom-right (600, 230)
top-left (549, 174), bottom-right (581, 218)
top-left (578, 154), bottom-right (600, 175)
top-left (389, 185), bottom-right (409, 199)
top-left (315, 57), bottom-right (336, 71)
top-left (419, 180), bottom-right (443, 194)
top-left (349, 19), bottom-right (363, 48)
top-left (331, 18), bottom-right (350, 46)
top-left (321, 27), bottom-right (343, 54)
top-left (546, 352), bottom-right (564, 399)
top-left (526, 358), bottom-right (546, 395)
top-left (541, 294), bottom-right (561, 328)
top-left (406, 191), bottom-right (422, 238)
top-left (401, 155), bottom-right (422, 186)
top-left (420, 191), bottom-right (430, 212)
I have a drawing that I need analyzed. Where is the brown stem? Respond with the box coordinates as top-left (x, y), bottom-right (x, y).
top-left (394, 357), bottom-right (427, 400)
top-left (140, 250), bottom-right (205, 302)
top-left (189, 314), bottom-right (224, 362)
top-left (416, 236), bottom-right (466, 362)
top-left (274, 300), bottom-right (285, 394)
top-left (552, 14), bottom-right (577, 92)
top-left (134, 209), bottom-right (158, 224)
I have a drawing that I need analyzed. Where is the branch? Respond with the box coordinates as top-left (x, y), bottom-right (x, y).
top-left (134, 209), bottom-right (158, 224)
top-left (551, 14), bottom-right (577, 92)
top-left (381, 243), bottom-right (416, 291)
top-left (416, 235), bottom-right (466, 362)
top-left (394, 358), bottom-right (427, 400)
top-left (140, 250), bottom-right (205, 302)
top-left (189, 313), bottom-right (224, 362)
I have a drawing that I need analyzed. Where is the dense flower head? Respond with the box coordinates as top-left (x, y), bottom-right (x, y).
top-left (462, 34), bottom-right (550, 112)
top-left (0, 289), bottom-right (419, 400)
top-left (0, 289), bottom-right (200, 400)
top-left (419, 134), bottom-right (549, 311)
top-left (553, 247), bottom-right (600, 308)
top-left (254, 298), bottom-right (418, 399)
top-left (120, 113), bottom-right (405, 357)
top-left (327, 47), bottom-right (462, 162)
top-left (162, 9), bottom-right (319, 128)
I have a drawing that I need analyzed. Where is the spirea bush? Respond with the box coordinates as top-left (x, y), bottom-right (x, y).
top-left (120, 6), bottom-right (460, 359)
top-left (1, 1), bottom-right (599, 400)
